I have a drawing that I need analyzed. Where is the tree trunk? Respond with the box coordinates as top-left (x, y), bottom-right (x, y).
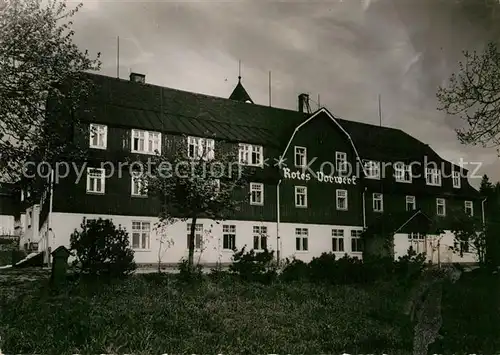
top-left (188, 217), bottom-right (197, 271)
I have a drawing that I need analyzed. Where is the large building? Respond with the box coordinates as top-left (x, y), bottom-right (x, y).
top-left (5, 72), bottom-right (485, 266)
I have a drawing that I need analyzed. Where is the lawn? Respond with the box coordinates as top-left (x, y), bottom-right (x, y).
top-left (0, 269), bottom-right (498, 354)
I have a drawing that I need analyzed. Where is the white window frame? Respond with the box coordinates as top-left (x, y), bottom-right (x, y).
top-left (452, 171), bottom-right (461, 189)
top-left (336, 189), bottom-right (348, 211)
top-left (408, 233), bottom-right (426, 254)
top-left (89, 123), bottom-right (107, 150)
top-left (86, 168), bottom-right (105, 194)
top-left (294, 146), bottom-right (307, 167)
top-left (406, 195), bottom-right (416, 211)
top-left (335, 151), bottom-right (348, 174)
top-left (363, 160), bottom-right (380, 179)
top-left (249, 182), bottom-right (264, 205)
top-left (187, 223), bottom-right (204, 250)
top-left (295, 228), bottom-right (308, 251)
top-left (222, 224), bottom-right (236, 250)
top-left (351, 229), bottom-right (363, 252)
top-left (465, 201), bottom-right (474, 216)
top-left (131, 171), bottom-right (147, 197)
top-left (425, 167), bottom-right (442, 186)
top-left (295, 186), bottom-right (307, 208)
top-left (253, 225), bottom-right (268, 250)
top-left (187, 136), bottom-right (215, 160)
top-left (373, 193), bottom-right (383, 212)
top-left (332, 229), bottom-right (344, 252)
top-left (436, 198), bottom-right (446, 216)
top-left (238, 143), bottom-right (263, 166)
top-left (394, 162), bottom-right (412, 183)
top-left (131, 129), bottom-right (161, 155)
top-left (131, 221), bottom-right (151, 250)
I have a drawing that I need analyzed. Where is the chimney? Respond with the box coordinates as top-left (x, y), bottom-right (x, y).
top-left (298, 93), bottom-right (309, 113)
top-left (130, 72), bottom-right (145, 83)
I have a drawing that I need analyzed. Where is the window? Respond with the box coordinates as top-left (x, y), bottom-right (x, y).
top-left (294, 146), bottom-right (307, 167)
top-left (335, 152), bottom-right (348, 174)
top-left (351, 229), bottom-right (363, 252)
top-left (295, 228), bottom-right (308, 251)
top-left (187, 136), bottom-right (215, 160)
top-left (86, 168), bottom-right (105, 194)
top-left (253, 226), bottom-right (267, 250)
top-left (373, 193), bottom-right (383, 212)
top-left (336, 189), bottom-right (348, 210)
top-left (250, 183), bottom-right (264, 205)
top-left (187, 223), bottom-right (203, 249)
top-left (453, 171), bottom-right (461, 188)
top-left (238, 143), bottom-right (263, 166)
top-left (406, 195), bottom-right (416, 211)
top-left (295, 186), bottom-right (307, 207)
top-left (131, 171), bottom-right (147, 197)
top-left (332, 229), bottom-right (345, 252)
top-left (436, 198), bottom-right (446, 216)
top-left (89, 123), bottom-right (107, 149)
top-left (363, 160), bottom-right (380, 179)
top-left (465, 201), bottom-right (474, 216)
top-left (132, 221), bottom-right (150, 250)
top-left (425, 167), bottom-right (441, 186)
top-left (408, 233), bottom-right (426, 253)
top-left (132, 129), bottom-right (161, 154)
top-left (222, 225), bottom-right (236, 250)
top-left (394, 162), bottom-right (412, 183)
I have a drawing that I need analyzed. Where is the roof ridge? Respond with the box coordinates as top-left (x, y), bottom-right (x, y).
top-left (85, 72), bottom-right (310, 118)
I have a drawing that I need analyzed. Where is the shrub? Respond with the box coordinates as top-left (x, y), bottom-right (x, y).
top-left (69, 218), bottom-right (136, 278)
top-left (334, 254), bottom-right (365, 284)
top-left (280, 258), bottom-right (310, 282)
top-left (394, 247), bottom-right (426, 283)
top-left (177, 258), bottom-right (203, 284)
top-left (363, 256), bottom-right (395, 282)
top-left (308, 252), bottom-right (337, 283)
top-left (229, 246), bottom-right (277, 284)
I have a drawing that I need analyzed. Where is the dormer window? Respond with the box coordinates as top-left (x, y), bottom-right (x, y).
top-left (89, 124), bottom-right (107, 149)
top-left (131, 129), bottom-right (161, 155)
top-left (363, 160), bottom-right (380, 179)
top-left (452, 171), bottom-right (461, 188)
top-left (294, 146), bottom-right (307, 167)
top-left (394, 162), bottom-right (412, 183)
top-left (425, 167), bottom-right (441, 186)
top-left (239, 143), bottom-right (263, 167)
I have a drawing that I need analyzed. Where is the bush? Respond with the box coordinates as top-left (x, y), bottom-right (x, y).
top-left (308, 252), bottom-right (337, 283)
top-left (334, 254), bottom-right (365, 284)
top-left (363, 256), bottom-right (395, 282)
top-left (394, 247), bottom-right (426, 283)
top-left (229, 246), bottom-right (277, 284)
top-left (69, 218), bottom-right (136, 278)
top-left (280, 258), bottom-right (309, 282)
top-left (177, 258), bottom-right (203, 284)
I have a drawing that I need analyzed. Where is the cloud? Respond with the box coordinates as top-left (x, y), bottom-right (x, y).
top-left (69, 0), bottom-right (500, 186)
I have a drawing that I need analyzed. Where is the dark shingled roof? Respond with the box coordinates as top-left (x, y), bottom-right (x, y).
top-left (77, 72), bottom-right (479, 197)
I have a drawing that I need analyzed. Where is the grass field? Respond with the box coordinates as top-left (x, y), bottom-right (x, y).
top-left (0, 268), bottom-right (498, 354)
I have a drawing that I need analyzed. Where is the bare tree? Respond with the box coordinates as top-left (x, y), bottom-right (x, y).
top-left (437, 42), bottom-right (500, 149)
top-left (0, 0), bottom-right (101, 185)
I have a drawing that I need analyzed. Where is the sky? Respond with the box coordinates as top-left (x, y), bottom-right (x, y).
top-left (69, 0), bottom-right (500, 187)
